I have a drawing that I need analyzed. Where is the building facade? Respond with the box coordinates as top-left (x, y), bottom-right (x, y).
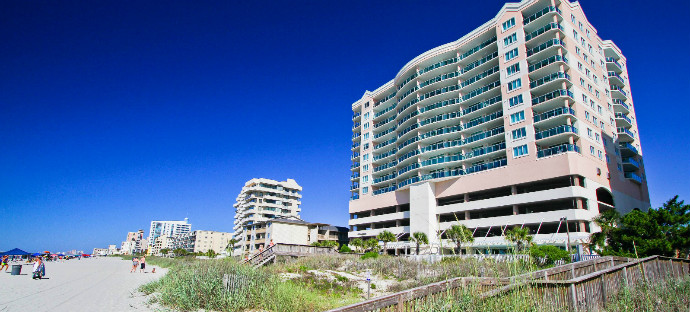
top-left (241, 217), bottom-right (348, 254)
top-left (148, 219), bottom-right (192, 248)
top-left (233, 178), bottom-right (303, 252)
top-left (349, 0), bottom-right (649, 253)
top-left (121, 230), bottom-right (147, 255)
top-left (187, 230), bottom-right (233, 254)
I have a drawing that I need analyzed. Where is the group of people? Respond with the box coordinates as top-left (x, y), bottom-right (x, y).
top-left (130, 256), bottom-right (154, 273)
top-left (1, 255), bottom-right (45, 279)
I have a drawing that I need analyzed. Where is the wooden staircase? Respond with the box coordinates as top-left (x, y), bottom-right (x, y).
top-left (241, 243), bottom-right (338, 267)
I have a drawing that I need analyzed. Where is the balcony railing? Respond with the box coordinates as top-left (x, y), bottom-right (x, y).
top-left (525, 22), bottom-right (563, 42)
top-left (375, 103), bottom-right (396, 118)
top-left (608, 71), bottom-right (626, 84)
top-left (419, 71), bottom-right (460, 88)
top-left (624, 172), bottom-right (643, 184)
top-left (397, 176), bottom-right (420, 189)
top-left (350, 194), bottom-right (360, 200)
top-left (615, 113), bottom-right (632, 124)
top-left (533, 107), bottom-right (575, 123)
top-left (373, 172), bottom-right (397, 184)
top-left (419, 56), bottom-right (459, 76)
top-left (419, 98), bottom-right (461, 114)
top-left (374, 126), bottom-right (396, 139)
top-left (622, 157), bottom-right (640, 168)
top-left (374, 160), bottom-right (397, 173)
top-left (397, 162), bottom-right (420, 176)
top-left (375, 91), bottom-right (397, 107)
top-left (352, 112), bottom-right (361, 119)
top-left (537, 143), bottom-right (580, 158)
top-left (373, 148), bottom-right (397, 161)
top-left (462, 80), bottom-right (500, 102)
top-left (526, 39), bottom-right (565, 57)
top-left (374, 115), bottom-right (395, 128)
top-left (535, 125), bottom-right (578, 140)
top-left (373, 185), bottom-right (397, 195)
top-left (462, 95), bottom-right (502, 115)
top-left (605, 57), bottom-right (622, 69)
top-left (529, 55), bottom-right (568, 72)
top-left (461, 65), bottom-right (500, 88)
top-left (619, 142), bottom-right (639, 155)
top-left (374, 138), bottom-right (396, 150)
top-left (461, 51), bottom-right (499, 74)
top-left (463, 110), bottom-right (503, 129)
top-left (610, 85), bottom-right (628, 97)
top-left (532, 89), bottom-right (574, 105)
top-left (617, 127), bottom-right (635, 138)
top-left (523, 6), bottom-right (562, 25)
top-left (612, 99), bottom-right (630, 110)
top-left (530, 71), bottom-right (570, 89)
top-left (459, 36), bottom-right (497, 61)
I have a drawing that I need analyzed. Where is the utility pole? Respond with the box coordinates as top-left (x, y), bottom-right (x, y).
top-left (561, 217), bottom-right (571, 253)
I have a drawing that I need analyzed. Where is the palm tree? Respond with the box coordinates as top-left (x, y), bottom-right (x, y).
top-left (411, 232), bottom-right (429, 255)
top-left (365, 238), bottom-right (379, 252)
top-left (377, 230), bottom-right (397, 254)
top-left (350, 238), bottom-right (364, 253)
top-left (589, 209), bottom-right (620, 254)
top-left (505, 226), bottom-right (533, 252)
top-left (226, 238), bottom-right (240, 254)
top-left (446, 225), bottom-right (474, 254)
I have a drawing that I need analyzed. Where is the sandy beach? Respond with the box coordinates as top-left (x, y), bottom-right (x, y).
top-left (0, 257), bottom-right (168, 312)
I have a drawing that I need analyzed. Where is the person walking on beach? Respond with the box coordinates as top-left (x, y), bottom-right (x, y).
top-left (139, 256), bottom-right (146, 273)
top-left (130, 257), bottom-right (138, 273)
top-left (32, 257), bottom-right (45, 279)
top-left (0, 255), bottom-right (9, 272)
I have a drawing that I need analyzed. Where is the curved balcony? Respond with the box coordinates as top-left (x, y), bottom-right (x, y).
top-left (397, 109), bottom-right (419, 128)
top-left (351, 142), bottom-right (360, 151)
top-left (418, 111), bottom-right (462, 131)
top-left (619, 142), bottom-right (639, 157)
top-left (397, 122), bottom-right (419, 141)
top-left (374, 138), bottom-right (396, 150)
top-left (397, 98), bottom-right (419, 116)
top-left (418, 55), bottom-right (460, 78)
top-left (460, 51), bottom-right (499, 77)
top-left (374, 126), bottom-right (397, 142)
top-left (418, 124), bottom-right (463, 145)
top-left (352, 122), bottom-right (361, 130)
top-left (532, 89), bottom-right (574, 111)
top-left (373, 147), bottom-right (397, 163)
top-left (397, 149), bottom-right (420, 166)
top-left (526, 39), bottom-right (566, 60)
top-left (397, 135), bottom-right (420, 153)
top-left (350, 162), bottom-right (360, 171)
top-left (396, 72), bottom-right (418, 92)
top-left (418, 71), bottom-right (460, 93)
top-left (418, 98), bottom-right (461, 118)
top-left (352, 132), bottom-right (361, 142)
top-left (463, 141), bottom-right (506, 162)
top-left (397, 176), bottom-right (420, 190)
top-left (373, 184), bottom-right (397, 195)
top-left (373, 172), bottom-right (397, 185)
top-left (462, 110), bottom-right (503, 132)
top-left (418, 84), bottom-right (460, 106)
top-left (529, 71), bottom-right (571, 92)
top-left (374, 102), bottom-right (397, 120)
top-left (525, 22), bottom-right (564, 42)
top-left (461, 95), bottom-right (502, 120)
top-left (458, 36), bottom-right (497, 64)
top-left (419, 138), bottom-right (463, 159)
top-left (612, 99), bottom-right (630, 114)
top-left (535, 125), bottom-right (578, 143)
top-left (352, 112), bottom-right (361, 120)
top-left (528, 55), bottom-right (568, 77)
top-left (461, 126), bottom-right (505, 149)
top-left (460, 65), bottom-right (500, 91)
top-left (537, 143), bottom-right (580, 158)
top-left (374, 91), bottom-right (397, 108)
top-left (461, 80), bottom-right (501, 103)
top-left (374, 115), bottom-right (395, 129)
top-left (374, 160), bottom-right (397, 173)
top-left (533, 107), bottom-right (575, 128)
top-left (397, 162), bottom-right (420, 177)
top-left (523, 6), bottom-right (562, 27)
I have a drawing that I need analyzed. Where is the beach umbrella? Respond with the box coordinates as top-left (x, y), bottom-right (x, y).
top-left (32, 253), bottom-right (42, 256)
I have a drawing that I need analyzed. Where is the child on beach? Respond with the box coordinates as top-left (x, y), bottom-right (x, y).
top-left (0, 255), bottom-right (8, 271)
top-left (139, 256), bottom-right (146, 273)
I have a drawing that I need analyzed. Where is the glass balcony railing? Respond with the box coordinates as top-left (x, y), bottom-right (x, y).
top-left (397, 123), bottom-right (419, 139)
top-left (398, 162), bottom-right (420, 175)
top-left (529, 55), bottom-right (568, 72)
top-left (610, 85), bottom-right (628, 97)
top-left (461, 51), bottom-right (499, 74)
top-left (419, 56), bottom-right (460, 76)
top-left (374, 126), bottom-right (396, 139)
top-left (420, 84), bottom-right (460, 101)
top-left (535, 125), bottom-right (578, 140)
top-left (397, 149), bottom-right (420, 163)
top-left (525, 22), bottom-right (563, 42)
top-left (373, 185), bottom-right (397, 195)
top-left (463, 141), bottom-right (506, 160)
top-left (419, 71), bottom-right (460, 89)
top-left (352, 122), bottom-right (361, 129)
top-left (419, 98), bottom-right (461, 115)
top-left (463, 95), bottom-right (502, 115)
top-left (351, 152), bottom-right (360, 159)
top-left (619, 142), bottom-right (638, 155)
top-left (608, 71), bottom-right (625, 83)
top-left (350, 194), bottom-right (360, 200)
top-left (397, 176), bottom-right (420, 189)
top-left (397, 135), bottom-right (419, 150)
top-left (421, 154), bottom-right (462, 167)
top-left (352, 112), bottom-right (361, 119)
top-left (617, 127), bottom-right (635, 138)
top-left (352, 143), bottom-right (360, 149)
top-left (463, 126), bottom-right (505, 145)
top-left (374, 138), bottom-right (396, 150)
top-left (526, 39), bottom-right (565, 57)
top-left (419, 111), bottom-right (461, 127)
top-left (464, 110), bottom-right (503, 129)
top-left (398, 85), bottom-right (419, 102)
top-left (605, 57), bottom-right (622, 69)
top-left (615, 113), bottom-right (632, 124)
top-left (532, 89), bottom-right (574, 105)
top-left (397, 109), bottom-right (419, 126)
top-left (373, 148), bottom-right (397, 161)
top-left (464, 158), bottom-right (507, 175)
top-left (420, 138), bottom-right (463, 154)
top-left (533, 107), bottom-right (575, 123)
top-left (523, 6), bottom-right (562, 25)
top-left (351, 173), bottom-right (360, 179)
top-left (373, 172), bottom-right (396, 184)
top-left (374, 115), bottom-right (395, 128)
top-left (397, 73), bottom-right (418, 91)
top-left (622, 157), bottom-right (640, 168)
top-left (351, 162), bottom-right (360, 169)
top-left (537, 143), bottom-right (580, 158)
top-left (530, 71), bottom-right (570, 89)
top-left (612, 99), bottom-right (629, 110)
top-left (374, 160), bottom-right (397, 173)
top-left (462, 80), bottom-right (501, 102)
top-left (459, 36), bottom-right (497, 61)
top-left (375, 103), bottom-right (396, 118)
top-left (352, 133), bottom-right (361, 139)
top-left (375, 91), bottom-right (397, 107)
top-left (398, 98), bottom-right (419, 114)
top-left (350, 185), bottom-right (359, 190)
top-left (419, 125), bottom-right (462, 140)
top-left (461, 65), bottom-right (500, 88)
top-left (624, 172), bottom-right (643, 184)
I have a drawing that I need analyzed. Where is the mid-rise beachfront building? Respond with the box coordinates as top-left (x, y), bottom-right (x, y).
top-left (148, 218), bottom-right (192, 248)
top-left (233, 178), bottom-right (303, 253)
top-left (241, 217), bottom-right (349, 254)
top-left (121, 230), bottom-right (147, 255)
top-left (349, 0), bottom-right (649, 254)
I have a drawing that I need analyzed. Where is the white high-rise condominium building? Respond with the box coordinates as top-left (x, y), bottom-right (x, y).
top-left (148, 218), bottom-right (192, 248)
top-left (233, 178), bottom-right (302, 251)
top-left (349, 0), bottom-right (649, 254)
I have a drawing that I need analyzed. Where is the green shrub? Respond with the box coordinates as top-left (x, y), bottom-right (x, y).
top-left (339, 244), bottom-right (353, 253)
top-left (361, 252), bottom-right (379, 260)
top-left (530, 245), bottom-right (570, 266)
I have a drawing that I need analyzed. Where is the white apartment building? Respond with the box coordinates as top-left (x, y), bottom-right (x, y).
top-left (121, 230), bottom-right (147, 255)
top-left (148, 218), bottom-right (192, 248)
top-left (233, 178), bottom-right (303, 252)
top-left (349, 0), bottom-right (649, 254)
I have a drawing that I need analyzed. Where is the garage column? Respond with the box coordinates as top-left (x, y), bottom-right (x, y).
top-left (410, 182), bottom-right (439, 245)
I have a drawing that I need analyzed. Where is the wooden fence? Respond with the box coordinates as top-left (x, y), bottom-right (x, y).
top-left (326, 255), bottom-right (690, 312)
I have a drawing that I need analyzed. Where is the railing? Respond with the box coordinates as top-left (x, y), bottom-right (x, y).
top-left (619, 142), bottom-right (638, 154)
top-left (533, 107), bottom-right (575, 123)
top-left (532, 89), bottom-right (574, 105)
top-left (374, 126), bottom-right (396, 139)
top-left (375, 91), bottom-right (397, 107)
top-left (608, 71), bottom-right (625, 83)
top-left (461, 65), bottom-right (499, 88)
top-left (374, 115), bottom-right (395, 128)
top-left (535, 125), bottom-right (578, 140)
top-left (612, 99), bottom-right (629, 110)
top-left (526, 39), bottom-right (565, 57)
top-left (461, 51), bottom-right (499, 75)
top-left (419, 71), bottom-right (460, 88)
top-left (615, 113), bottom-right (631, 124)
top-left (352, 112), bottom-right (361, 119)
top-left (617, 127), bottom-right (635, 138)
top-left (523, 6), bottom-right (562, 25)
top-left (462, 95), bottom-right (502, 115)
top-left (375, 103), bottom-right (396, 118)
top-left (373, 160), bottom-right (397, 173)
top-left (419, 98), bottom-right (461, 114)
top-left (327, 256), bottom-right (690, 312)
top-left (537, 143), bottom-right (580, 158)
top-left (529, 55), bottom-right (568, 72)
top-left (625, 172), bottom-right (643, 183)
top-left (610, 85), bottom-right (628, 97)
top-left (373, 184), bottom-right (396, 195)
top-left (459, 36), bottom-right (497, 60)
top-left (605, 57), bottom-right (622, 69)
top-left (525, 22), bottom-right (563, 42)
top-left (622, 157), bottom-right (640, 167)
top-left (530, 71), bottom-right (570, 89)
top-left (462, 80), bottom-right (500, 102)
top-left (373, 148), bottom-right (397, 161)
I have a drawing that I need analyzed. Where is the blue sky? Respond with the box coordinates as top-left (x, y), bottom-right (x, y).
top-left (1, 0), bottom-right (688, 252)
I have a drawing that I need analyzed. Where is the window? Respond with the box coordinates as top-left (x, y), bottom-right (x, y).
top-left (582, 94), bottom-right (588, 102)
top-left (585, 111), bottom-right (590, 120)
top-left (595, 90), bottom-right (600, 98)
top-left (605, 155), bottom-right (610, 163)
top-left (585, 68), bottom-right (590, 77)
top-left (598, 150), bottom-right (603, 159)
top-left (578, 62), bottom-right (583, 71)
top-left (571, 14), bottom-right (576, 23)
top-left (583, 54), bottom-right (589, 62)
top-left (504, 33), bottom-right (517, 46)
top-left (365, 102), bottom-right (370, 108)
top-left (590, 146), bottom-right (595, 155)
top-left (362, 175), bottom-right (369, 182)
top-left (363, 143), bottom-right (369, 150)
top-left (588, 85), bottom-right (593, 93)
top-left (510, 111), bottom-right (525, 124)
top-left (587, 128), bottom-right (593, 138)
top-left (576, 47), bottom-right (580, 55)
top-left (595, 133), bottom-right (601, 142)
top-left (362, 187), bottom-right (368, 194)
top-left (509, 94), bottom-right (524, 107)
top-left (502, 17), bottom-right (515, 31)
top-left (363, 112), bottom-right (370, 120)
top-left (363, 164), bottom-right (369, 171)
top-left (593, 116), bottom-right (598, 124)
top-left (586, 29), bottom-right (590, 38)
top-left (600, 121), bottom-right (605, 129)
top-left (363, 133), bottom-right (369, 141)
top-left (579, 22), bottom-right (584, 31)
top-left (505, 48), bottom-right (518, 61)
top-left (573, 30), bottom-right (578, 40)
top-left (506, 63), bottom-right (520, 76)
top-left (513, 145), bottom-right (528, 158)
top-left (597, 105), bottom-right (603, 114)
top-left (507, 78), bottom-right (522, 91)
top-left (362, 154), bottom-right (369, 161)
top-left (580, 78), bottom-right (585, 86)
top-left (512, 127), bottom-right (527, 140)
top-left (363, 122), bottom-right (369, 130)
top-left (581, 38), bottom-right (586, 47)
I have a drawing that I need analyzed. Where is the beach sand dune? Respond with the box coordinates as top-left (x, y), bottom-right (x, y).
top-left (0, 257), bottom-right (167, 312)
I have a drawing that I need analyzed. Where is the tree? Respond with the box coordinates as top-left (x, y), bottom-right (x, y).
top-left (589, 209), bottom-right (620, 255)
top-left (591, 196), bottom-right (690, 258)
top-left (226, 238), bottom-right (240, 253)
top-left (173, 248), bottom-right (188, 257)
top-left (505, 226), bottom-right (533, 253)
top-left (350, 238), bottom-right (364, 253)
top-left (206, 249), bottom-right (217, 258)
top-left (411, 232), bottom-right (428, 255)
top-left (339, 244), bottom-right (352, 253)
top-left (311, 241), bottom-right (339, 249)
top-left (160, 248), bottom-right (170, 255)
top-left (377, 230), bottom-right (396, 254)
top-left (364, 238), bottom-right (379, 252)
top-left (446, 225), bottom-right (474, 254)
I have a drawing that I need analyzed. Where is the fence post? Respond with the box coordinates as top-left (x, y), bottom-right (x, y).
top-left (600, 273), bottom-right (607, 305)
top-left (570, 264), bottom-right (576, 279)
top-left (397, 294), bottom-right (404, 312)
top-left (570, 283), bottom-right (578, 312)
top-left (622, 266), bottom-right (629, 288)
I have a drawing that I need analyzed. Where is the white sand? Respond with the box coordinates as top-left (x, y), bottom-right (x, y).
top-left (0, 257), bottom-right (168, 312)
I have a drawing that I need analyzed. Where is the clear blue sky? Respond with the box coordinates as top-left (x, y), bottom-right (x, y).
top-left (1, 0), bottom-right (688, 252)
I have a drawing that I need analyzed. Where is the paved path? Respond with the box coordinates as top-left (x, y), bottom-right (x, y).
top-left (0, 257), bottom-right (167, 312)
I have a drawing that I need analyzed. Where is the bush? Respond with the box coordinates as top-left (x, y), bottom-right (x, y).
top-left (530, 245), bottom-right (570, 266)
top-left (339, 245), bottom-right (353, 253)
top-left (360, 252), bottom-right (379, 260)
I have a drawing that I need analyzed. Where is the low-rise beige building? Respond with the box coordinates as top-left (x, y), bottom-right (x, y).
top-left (240, 217), bottom-right (348, 254)
top-left (189, 230), bottom-right (233, 254)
